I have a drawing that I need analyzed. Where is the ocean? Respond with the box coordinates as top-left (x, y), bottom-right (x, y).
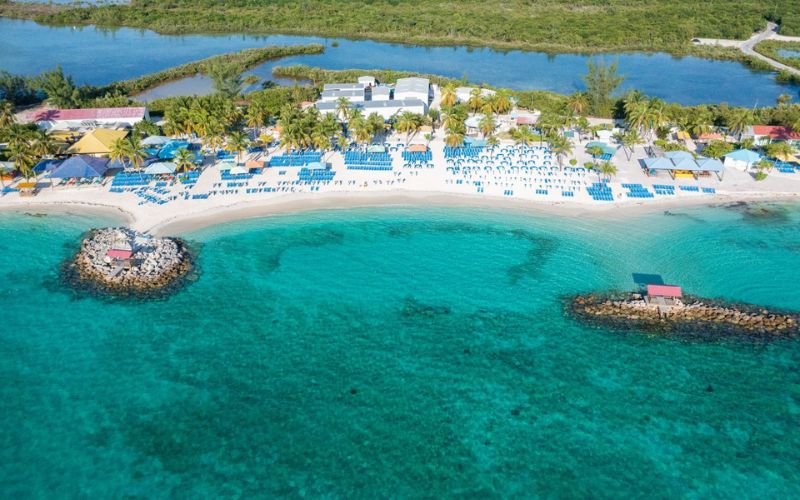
top-left (1, 203), bottom-right (799, 497)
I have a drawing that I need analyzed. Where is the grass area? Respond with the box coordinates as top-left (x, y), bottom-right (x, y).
top-left (1, 0), bottom-right (799, 56)
top-left (754, 40), bottom-right (800, 71)
top-left (93, 44), bottom-right (324, 97)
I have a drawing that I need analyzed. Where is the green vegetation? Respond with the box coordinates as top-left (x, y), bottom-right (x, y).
top-left (754, 40), bottom-right (800, 70)
top-left (2, 0), bottom-right (799, 56)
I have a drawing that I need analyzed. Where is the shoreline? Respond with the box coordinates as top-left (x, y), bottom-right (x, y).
top-left (2, 189), bottom-right (797, 237)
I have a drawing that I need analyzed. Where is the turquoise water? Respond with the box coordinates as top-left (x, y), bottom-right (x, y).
top-left (2, 204), bottom-right (800, 497)
top-left (777, 49), bottom-right (800, 59)
top-left (0, 17), bottom-right (798, 106)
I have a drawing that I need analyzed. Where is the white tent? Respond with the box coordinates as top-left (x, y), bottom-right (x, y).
top-left (141, 135), bottom-right (170, 146)
top-left (144, 162), bottom-right (176, 175)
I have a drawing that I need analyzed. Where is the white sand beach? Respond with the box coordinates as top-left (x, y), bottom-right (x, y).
top-left (2, 134), bottom-right (799, 236)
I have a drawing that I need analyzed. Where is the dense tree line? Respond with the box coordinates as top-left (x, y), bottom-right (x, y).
top-left (4, 0), bottom-right (799, 55)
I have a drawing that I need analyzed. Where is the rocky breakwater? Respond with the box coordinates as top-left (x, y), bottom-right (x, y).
top-left (570, 293), bottom-right (799, 339)
top-left (64, 227), bottom-right (194, 299)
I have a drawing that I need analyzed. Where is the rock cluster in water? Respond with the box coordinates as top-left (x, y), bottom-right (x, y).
top-left (570, 293), bottom-right (799, 338)
top-left (64, 227), bottom-right (193, 299)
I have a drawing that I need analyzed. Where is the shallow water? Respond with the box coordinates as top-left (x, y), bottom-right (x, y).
top-left (0, 18), bottom-right (798, 106)
top-left (1, 204), bottom-right (800, 497)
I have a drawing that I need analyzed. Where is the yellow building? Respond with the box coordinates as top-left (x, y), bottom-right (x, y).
top-left (66, 129), bottom-right (128, 156)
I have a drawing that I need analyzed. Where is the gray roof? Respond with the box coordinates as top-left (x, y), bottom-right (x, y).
top-left (322, 83), bottom-right (364, 91)
top-left (371, 86), bottom-right (391, 96)
top-left (320, 89), bottom-right (365, 99)
top-left (395, 77), bottom-right (429, 95)
top-left (316, 98), bottom-right (426, 112)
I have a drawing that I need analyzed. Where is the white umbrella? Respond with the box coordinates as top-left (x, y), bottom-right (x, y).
top-left (141, 135), bottom-right (171, 146)
top-left (144, 162), bottom-right (177, 175)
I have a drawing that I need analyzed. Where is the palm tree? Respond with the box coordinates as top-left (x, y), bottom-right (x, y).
top-left (227, 131), bottom-right (250, 164)
top-left (765, 141), bottom-right (796, 161)
top-left (395, 111), bottom-right (422, 145)
top-left (30, 129), bottom-right (57, 158)
top-left (492, 91), bottom-right (513, 115)
top-left (586, 145), bottom-right (604, 167)
top-left (467, 89), bottom-right (484, 114)
top-left (8, 143), bottom-right (36, 180)
top-left (510, 126), bottom-right (535, 146)
top-left (725, 108), bottom-right (752, 141)
top-left (335, 97), bottom-right (351, 122)
top-left (599, 161), bottom-right (617, 181)
top-left (109, 137), bottom-right (132, 169)
top-left (127, 136), bottom-right (147, 170)
top-left (0, 100), bottom-right (15, 129)
top-left (336, 134), bottom-right (349, 152)
top-left (486, 135), bottom-right (499, 147)
top-left (478, 113), bottom-right (497, 138)
top-left (367, 112), bottom-right (385, 142)
top-left (548, 133), bottom-right (573, 169)
top-left (440, 83), bottom-right (457, 107)
top-left (445, 130), bottom-right (464, 147)
top-left (173, 147), bottom-right (195, 174)
top-left (619, 129), bottom-right (643, 160)
top-left (566, 92), bottom-right (589, 117)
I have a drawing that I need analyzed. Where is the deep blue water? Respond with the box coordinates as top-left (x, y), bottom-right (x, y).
top-left (0, 18), bottom-right (797, 106)
top-left (1, 203), bottom-right (800, 497)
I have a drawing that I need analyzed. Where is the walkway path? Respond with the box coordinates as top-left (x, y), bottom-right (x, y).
top-left (693, 22), bottom-right (800, 77)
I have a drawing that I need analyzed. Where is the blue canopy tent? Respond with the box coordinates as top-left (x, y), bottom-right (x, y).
top-left (33, 158), bottom-right (62, 174)
top-left (664, 150), bottom-right (694, 161)
top-left (723, 149), bottom-right (761, 170)
top-left (48, 156), bottom-right (109, 179)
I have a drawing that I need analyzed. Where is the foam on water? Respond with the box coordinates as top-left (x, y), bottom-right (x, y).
top-left (1, 204), bottom-right (799, 497)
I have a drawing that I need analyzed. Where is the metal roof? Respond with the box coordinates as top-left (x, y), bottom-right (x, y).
top-left (395, 77), bottom-right (429, 95)
top-left (322, 83), bottom-right (364, 91)
top-left (320, 89), bottom-right (365, 99)
top-left (316, 98), bottom-right (426, 111)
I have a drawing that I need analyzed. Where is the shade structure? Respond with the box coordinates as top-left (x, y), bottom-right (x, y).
top-left (647, 284), bottom-right (682, 298)
top-left (672, 157), bottom-right (698, 171)
top-left (695, 157), bottom-right (724, 172)
top-left (66, 128), bottom-right (128, 155)
top-left (158, 140), bottom-right (191, 159)
top-left (406, 144), bottom-right (428, 153)
top-left (48, 155), bottom-right (108, 178)
top-left (306, 161), bottom-right (324, 169)
top-left (141, 135), bottom-right (170, 146)
top-left (228, 165), bottom-right (249, 175)
top-left (33, 158), bottom-right (62, 173)
top-left (464, 116), bottom-right (481, 129)
top-left (144, 162), bottom-right (176, 175)
top-left (664, 150), bottom-right (694, 161)
top-left (245, 159), bottom-right (265, 168)
top-left (464, 137), bottom-right (487, 147)
top-left (724, 149), bottom-right (760, 165)
top-left (643, 157), bottom-right (673, 170)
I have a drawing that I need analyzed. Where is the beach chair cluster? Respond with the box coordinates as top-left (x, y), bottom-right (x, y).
top-left (268, 151), bottom-right (322, 167)
top-left (622, 183), bottom-right (654, 199)
top-left (180, 171), bottom-right (200, 185)
top-left (652, 184), bottom-right (676, 195)
top-left (298, 168), bottom-right (336, 183)
top-left (678, 185), bottom-right (700, 192)
top-left (444, 146), bottom-right (484, 158)
top-left (221, 172), bottom-right (252, 181)
top-left (402, 150), bottom-right (432, 162)
top-left (587, 182), bottom-right (614, 201)
top-left (769, 160), bottom-right (798, 174)
top-left (344, 151), bottom-right (393, 170)
top-left (111, 172), bottom-right (154, 188)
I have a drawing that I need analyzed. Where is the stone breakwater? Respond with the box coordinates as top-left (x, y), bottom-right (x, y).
top-left (64, 227), bottom-right (194, 299)
top-left (570, 293), bottom-right (799, 338)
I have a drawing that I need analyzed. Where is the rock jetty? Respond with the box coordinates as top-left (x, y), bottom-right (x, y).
top-left (63, 227), bottom-right (194, 299)
top-left (570, 293), bottom-right (799, 338)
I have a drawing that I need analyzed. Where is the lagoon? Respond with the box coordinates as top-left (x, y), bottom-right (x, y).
top-left (1, 204), bottom-right (800, 496)
top-left (0, 18), bottom-right (798, 106)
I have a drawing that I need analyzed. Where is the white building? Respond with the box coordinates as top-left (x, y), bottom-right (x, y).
top-left (358, 75), bottom-right (377, 87)
top-left (316, 98), bottom-right (427, 121)
top-left (319, 88), bottom-right (366, 103)
top-left (455, 87), bottom-right (495, 103)
top-left (30, 107), bottom-right (149, 131)
top-left (394, 77), bottom-right (430, 103)
top-left (322, 83), bottom-right (364, 92)
top-left (370, 86), bottom-right (392, 101)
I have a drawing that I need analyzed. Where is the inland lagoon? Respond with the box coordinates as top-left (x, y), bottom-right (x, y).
top-left (1, 18), bottom-right (798, 106)
top-left (1, 203), bottom-right (799, 497)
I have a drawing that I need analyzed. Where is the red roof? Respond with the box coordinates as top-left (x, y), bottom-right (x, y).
top-left (32, 107), bottom-right (146, 122)
top-left (516, 117), bottom-right (536, 125)
top-left (106, 249), bottom-right (133, 260)
top-left (647, 284), bottom-right (683, 298)
top-left (407, 144), bottom-right (428, 152)
top-left (751, 125), bottom-right (800, 140)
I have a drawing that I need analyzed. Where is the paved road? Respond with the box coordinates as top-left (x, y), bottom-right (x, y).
top-left (694, 22), bottom-right (800, 77)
